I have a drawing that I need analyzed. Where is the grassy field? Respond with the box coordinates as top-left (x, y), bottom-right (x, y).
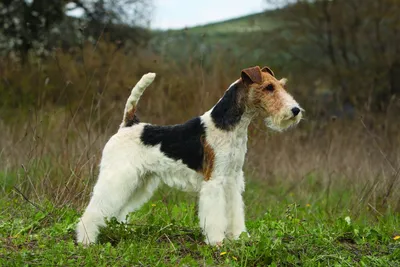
top-left (1, 5), bottom-right (400, 266)
top-left (1, 49), bottom-right (400, 266)
top-left (1, 95), bottom-right (399, 266)
top-left (1, 179), bottom-right (400, 266)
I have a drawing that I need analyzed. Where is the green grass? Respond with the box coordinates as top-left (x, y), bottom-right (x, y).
top-left (1, 180), bottom-right (400, 266)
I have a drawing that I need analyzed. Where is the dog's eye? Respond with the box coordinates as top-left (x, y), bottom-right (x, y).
top-left (263, 84), bottom-right (274, 92)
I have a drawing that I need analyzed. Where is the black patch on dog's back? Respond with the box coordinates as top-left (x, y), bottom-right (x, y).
top-left (140, 117), bottom-right (205, 171)
top-left (211, 82), bottom-right (246, 131)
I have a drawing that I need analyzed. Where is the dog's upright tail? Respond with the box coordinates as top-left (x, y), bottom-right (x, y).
top-left (120, 73), bottom-right (156, 128)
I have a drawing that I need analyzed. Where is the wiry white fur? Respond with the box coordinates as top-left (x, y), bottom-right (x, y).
top-left (265, 89), bottom-right (303, 132)
top-left (76, 111), bottom-right (250, 246)
top-left (77, 73), bottom-right (302, 247)
top-left (198, 112), bottom-right (250, 244)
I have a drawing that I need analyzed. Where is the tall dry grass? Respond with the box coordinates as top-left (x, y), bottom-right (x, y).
top-left (1, 41), bottom-right (399, 216)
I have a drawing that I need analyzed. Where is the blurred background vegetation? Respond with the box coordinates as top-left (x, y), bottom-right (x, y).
top-left (0, 0), bottom-right (399, 215)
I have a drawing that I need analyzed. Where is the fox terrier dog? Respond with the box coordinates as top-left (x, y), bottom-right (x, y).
top-left (76, 66), bottom-right (303, 246)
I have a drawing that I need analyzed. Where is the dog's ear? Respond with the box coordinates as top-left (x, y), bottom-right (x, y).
top-left (241, 66), bottom-right (263, 86)
top-left (261, 66), bottom-right (275, 77)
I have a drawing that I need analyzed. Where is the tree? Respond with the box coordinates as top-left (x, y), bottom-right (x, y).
top-left (0, 0), bottom-right (64, 59)
top-left (73, 0), bottom-right (153, 46)
top-left (0, 0), bottom-right (153, 59)
top-left (266, 0), bottom-right (400, 111)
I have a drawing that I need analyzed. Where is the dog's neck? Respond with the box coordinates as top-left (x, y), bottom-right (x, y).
top-left (210, 80), bottom-right (254, 134)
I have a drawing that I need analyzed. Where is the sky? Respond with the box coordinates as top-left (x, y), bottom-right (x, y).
top-left (152, 0), bottom-right (267, 30)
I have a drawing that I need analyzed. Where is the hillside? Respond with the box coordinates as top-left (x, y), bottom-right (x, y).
top-left (178, 11), bottom-right (283, 34)
top-left (149, 8), bottom-right (301, 72)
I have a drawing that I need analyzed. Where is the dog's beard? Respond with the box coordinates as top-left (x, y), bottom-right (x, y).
top-left (264, 112), bottom-right (302, 132)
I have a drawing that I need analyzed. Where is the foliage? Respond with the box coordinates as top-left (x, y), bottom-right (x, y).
top-left (0, 0), bottom-right (152, 58)
top-left (0, 0), bottom-right (64, 57)
top-left (266, 0), bottom-right (400, 110)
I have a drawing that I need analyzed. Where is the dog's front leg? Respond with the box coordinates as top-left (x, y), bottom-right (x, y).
top-left (226, 170), bottom-right (247, 240)
top-left (199, 177), bottom-right (227, 246)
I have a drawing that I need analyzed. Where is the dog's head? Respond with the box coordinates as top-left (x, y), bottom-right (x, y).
top-left (241, 66), bottom-right (303, 131)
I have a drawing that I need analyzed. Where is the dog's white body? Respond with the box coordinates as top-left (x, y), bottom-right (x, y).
top-left (77, 68), bottom-right (302, 246)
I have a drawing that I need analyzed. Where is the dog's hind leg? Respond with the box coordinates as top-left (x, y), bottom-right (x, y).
top-left (117, 176), bottom-right (160, 222)
top-left (76, 168), bottom-right (141, 246)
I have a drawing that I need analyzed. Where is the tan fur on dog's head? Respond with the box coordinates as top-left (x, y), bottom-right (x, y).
top-left (240, 66), bottom-right (303, 131)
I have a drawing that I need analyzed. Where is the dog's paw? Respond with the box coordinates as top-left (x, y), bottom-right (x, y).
top-left (206, 240), bottom-right (223, 247)
top-left (205, 238), bottom-right (224, 247)
top-left (215, 241), bottom-right (223, 248)
top-left (76, 234), bottom-right (94, 247)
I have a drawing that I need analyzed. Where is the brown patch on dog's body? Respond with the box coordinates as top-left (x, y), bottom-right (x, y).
top-left (126, 107), bottom-right (136, 122)
top-left (201, 136), bottom-right (215, 181)
top-left (124, 107), bottom-right (140, 127)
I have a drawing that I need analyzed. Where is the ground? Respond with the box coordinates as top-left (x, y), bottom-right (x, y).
top-left (1, 179), bottom-right (399, 266)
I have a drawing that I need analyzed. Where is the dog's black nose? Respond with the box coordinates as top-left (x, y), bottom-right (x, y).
top-left (291, 107), bottom-right (300, 117)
